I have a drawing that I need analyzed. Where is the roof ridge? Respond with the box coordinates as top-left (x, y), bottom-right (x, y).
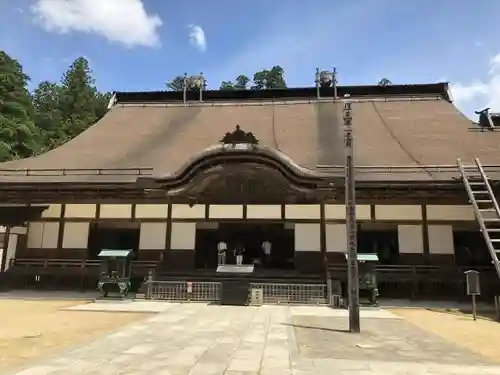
top-left (114, 83), bottom-right (450, 104)
top-left (115, 96), bottom-right (444, 108)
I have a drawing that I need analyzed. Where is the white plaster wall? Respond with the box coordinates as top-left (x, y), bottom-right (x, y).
top-left (62, 222), bottom-right (90, 249)
top-left (171, 223), bottom-right (196, 250)
top-left (324, 205), bottom-right (371, 220)
top-left (5, 234), bottom-right (18, 270)
top-left (428, 225), bottom-right (455, 254)
top-left (27, 222), bottom-right (59, 249)
top-left (11, 226), bottom-right (27, 235)
top-left (139, 223), bottom-right (167, 250)
top-left (42, 223), bottom-right (59, 249)
top-left (246, 205), bottom-right (281, 219)
top-left (41, 204), bottom-right (62, 218)
top-left (100, 204), bottom-right (132, 219)
top-left (325, 224), bottom-right (347, 252)
top-left (294, 223), bottom-right (321, 252)
top-left (398, 225), bottom-right (424, 254)
top-left (136, 204), bottom-right (169, 219)
top-left (27, 223), bottom-right (43, 248)
top-left (209, 205), bottom-right (243, 219)
top-left (285, 205), bottom-right (321, 219)
top-left (171, 204), bottom-right (205, 219)
top-left (426, 205), bottom-right (475, 221)
top-left (375, 205), bottom-right (422, 220)
top-left (65, 204), bottom-right (96, 218)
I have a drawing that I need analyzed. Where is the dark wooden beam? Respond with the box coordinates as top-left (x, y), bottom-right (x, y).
top-left (165, 202), bottom-right (173, 253)
top-left (56, 204), bottom-right (66, 256)
top-left (421, 205), bottom-right (430, 263)
top-left (319, 203), bottom-right (327, 268)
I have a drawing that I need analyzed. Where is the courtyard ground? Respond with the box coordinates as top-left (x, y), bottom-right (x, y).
top-left (391, 307), bottom-right (500, 364)
top-left (0, 299), bottom-right (151, 373)
top-left (1, 299), bottom-right (500, 375)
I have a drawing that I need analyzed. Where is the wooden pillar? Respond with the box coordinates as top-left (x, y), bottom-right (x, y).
top-left (320, 203), bottom-right (327, 269)
top-left (163, 202), bottom-right (173, 264)
top-left (421, 205), bottom-right (430, 264)
top-left (56, 205), bottom-right (66, 258)
top-left (1, 226), bottom-right (11, 272)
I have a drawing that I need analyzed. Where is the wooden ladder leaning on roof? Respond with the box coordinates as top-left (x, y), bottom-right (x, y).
top-left (457, 158), bottom-right (500, 281)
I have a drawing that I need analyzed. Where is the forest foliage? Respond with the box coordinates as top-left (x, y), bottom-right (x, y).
top-left (0, 50), bottom-right (289, 163)
top-left (166, 65), bottom-right (287, 91)
top-left (0, 51), bottom-right (110, 162)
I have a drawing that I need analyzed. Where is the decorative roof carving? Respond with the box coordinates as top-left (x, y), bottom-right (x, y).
top-left (378, 78), bottom-right (392, 87)
top-left (475, 107), bottom-right (495, 128)
top-left (220, 125), bottom-right (259, 145)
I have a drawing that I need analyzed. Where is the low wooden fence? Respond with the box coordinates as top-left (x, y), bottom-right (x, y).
top-left (327, 264), bottom-right (500, 300)
top-left (3, 259), bottom-right (499, 299)
top-left (5, 258), bottom-right (158, 290)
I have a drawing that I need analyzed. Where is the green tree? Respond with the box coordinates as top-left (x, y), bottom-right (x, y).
top-left (252, 66), bottom-right (287, 90)
top-left (59, 57), bottom-right (100, 139)
top-left (234, 75), bottom-right (250, 89)
top-left (220, 81), bottom-right (235, 90)
top-left (0, 51), bottom-right (41, 161)
top-left (166, 76), bottom-right (186, 91)
top-left (219, 75), bottom-right (250, 90)
top-left (94, 91), bottom-right (112, 120)
top-left (32, 67), bottom-right (109, 150)
top-left (32, 80), bottom-right (64, 148)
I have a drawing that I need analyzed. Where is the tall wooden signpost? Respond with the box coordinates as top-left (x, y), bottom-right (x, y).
top-left (344, 94), bottom-right (360, 332)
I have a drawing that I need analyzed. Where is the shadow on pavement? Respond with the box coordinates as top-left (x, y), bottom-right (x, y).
top-left (282, 322), bottom-right (351, 334)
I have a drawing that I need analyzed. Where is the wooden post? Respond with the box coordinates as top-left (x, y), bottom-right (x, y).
top-left (472, 294), bottom-right (477, 321)
top-left (0, 226), bottom-right (11, 273)
top-left (344, 94), bottom-right (360, 333)
top-left (495, 296), bottom-right (500, 322)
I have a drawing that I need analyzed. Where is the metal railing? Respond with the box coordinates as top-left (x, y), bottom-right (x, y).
top-left (146, 281), bottom-right (221, 302)
top-left (315, 164), bottom-right (500, 175)
top-left (249, 283), bottom-right (327, 305)
top-left (2, 164), bottom-right (500, 179)
top-left (0, 167), bottom-right (153, 177)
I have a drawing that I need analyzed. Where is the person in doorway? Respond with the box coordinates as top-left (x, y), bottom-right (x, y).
top-left (217, 240), bottom-right (227, 265)
top-left (235, 242), bottom-right (244, 265)
top-left (262, 239), bottom-right (272, 267)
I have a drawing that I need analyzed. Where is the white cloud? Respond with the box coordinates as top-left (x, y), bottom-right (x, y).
top-left (30, 0), bottom-right (162, 48)
top-left (188, 24), bottom-right (206, 52)
top-left (450, 53), bottom-right (500, 112)
top-left (451, 81), bottom-right (489, 103)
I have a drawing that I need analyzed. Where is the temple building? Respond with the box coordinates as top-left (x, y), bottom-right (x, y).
top-left (0, 81), bottom-right (499, 298)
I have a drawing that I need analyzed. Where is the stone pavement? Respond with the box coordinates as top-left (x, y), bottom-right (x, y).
top-left (6, 303), bottom-right (500, 375)
top-left (64, 300), bottom-right (174, 313)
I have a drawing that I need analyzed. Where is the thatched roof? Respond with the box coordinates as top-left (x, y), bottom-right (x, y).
top-left (1, 83), bottom-right (499, 184)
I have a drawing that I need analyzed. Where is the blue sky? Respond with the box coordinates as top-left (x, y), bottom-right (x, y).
top-left (1, 0), bottom-right (500, 118)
